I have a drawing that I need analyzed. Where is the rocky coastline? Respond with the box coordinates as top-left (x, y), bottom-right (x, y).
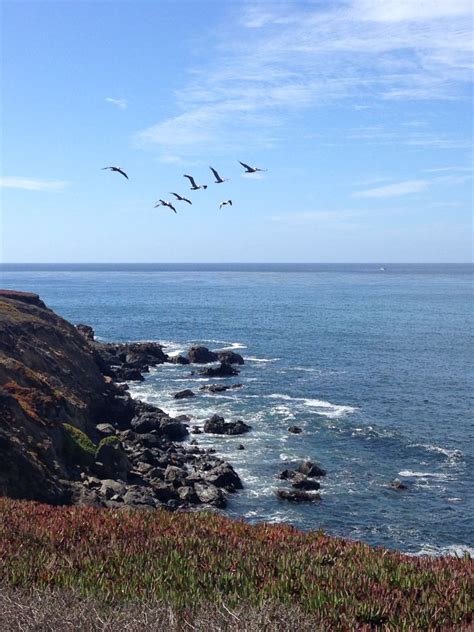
top-left (0, 289), bottom-right (327, 513)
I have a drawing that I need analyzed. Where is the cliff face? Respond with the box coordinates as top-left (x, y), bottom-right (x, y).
top-left (0, 290), bottom-right (111, 502)
top-left (0, 290), bottom-right (242, 510)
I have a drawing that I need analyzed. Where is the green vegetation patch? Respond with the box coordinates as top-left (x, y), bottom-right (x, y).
top-left (96, 435), bottom-right (119, 451)
top-left (0, 499), bottom-right (472, 630)
top-left (62, 424), bottom-right (96, 467)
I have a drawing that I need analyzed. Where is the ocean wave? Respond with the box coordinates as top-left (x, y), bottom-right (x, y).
top-left (398, 470), bottom-right (449, 480)
top-left (415, 544), bottom-right (474, 558)
top-left (201, 340), bottom-right (248, 351)
top-left (407, 443), bottom-right (463, 460)
top-left (266, 393), bottom-right (357, 418)
top-left (244, 356), bottom-right (280, 363)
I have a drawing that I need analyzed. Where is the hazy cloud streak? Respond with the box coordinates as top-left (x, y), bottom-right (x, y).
top-left (0, 177), bottom-right (70, 192)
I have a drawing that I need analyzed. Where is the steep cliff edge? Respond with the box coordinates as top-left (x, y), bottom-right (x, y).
top-left (0, 290), bottom-right (116, 502)
top-left (0, 290), bottom-right (241, 508)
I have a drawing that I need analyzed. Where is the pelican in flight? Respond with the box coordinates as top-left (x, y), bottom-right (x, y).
top-left (183, 174), bottom-right (207, 190)
top-left (219, 200), bottom-right (232, 209)
top-left (210, 167), bottom-right (228, 184)
top-left (239, 161), bottom-right (266, 174)
top-left (170, 192), bottom-right (192, 205)
top-left (154, 199), bottom-right (177, 214)
top-left (102, 166), bottom-right (128, 179)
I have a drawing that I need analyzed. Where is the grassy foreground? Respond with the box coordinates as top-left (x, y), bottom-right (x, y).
top-left (0, 498), bottom-right (472, 630)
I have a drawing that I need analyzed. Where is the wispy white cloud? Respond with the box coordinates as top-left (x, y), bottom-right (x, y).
top-left (353, 180), bottom-right (429, 198)
top-left (135, 0), bottom-right (472, 153)
top-left (106, 97), bottom-right (127, 109)
top-left (0, 177), bottom-right (69, 192)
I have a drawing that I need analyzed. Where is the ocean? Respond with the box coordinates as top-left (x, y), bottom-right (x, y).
top-left (1, 263), bottom-right (472, 555)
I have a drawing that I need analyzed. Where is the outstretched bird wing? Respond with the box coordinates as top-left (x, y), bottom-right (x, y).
top-left (210, 167), bottom-right (222, 181)
top-left (239, 161), bottom-right (253, 171)
top-left (115, 168), bottom-right (128, 179)
top-left (183, 174), bottom-right (197, 187)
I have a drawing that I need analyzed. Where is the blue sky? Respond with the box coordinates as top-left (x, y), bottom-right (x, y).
top-left (1, 0), bottom-right (472, 263)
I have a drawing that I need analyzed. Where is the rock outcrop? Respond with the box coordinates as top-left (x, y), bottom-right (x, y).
top-left (0, 290), bottom-right (243, 510)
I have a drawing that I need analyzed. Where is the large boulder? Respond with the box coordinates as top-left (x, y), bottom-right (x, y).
top-left (276, 489), bottom-right (321, 502)
top-left (187, 346), bottom-right (218, 364)
top-left (95, 439), bottom-right (131, 481)
top-left (168, 355), bottom-right (190, 365)
top-left (199, 362), bottom-right (239, 377)
top-left (216, 350), bottom-right (244, 365)
top-left (199, 383), bottom-right (243, 393)
top-left (194, 482), bottom-right (227, 507)
top-left (298, 460), bottom-right (327, 478)
top-left (202, 462), bottom-right (243, 492)
top-left (76, 324), bottom-right (95, 341)
top-left (291, 474), bottom-right (321, 491)
top-left (203, 414), bottom-right (251, 436)
top-left (173, 389), bottom-right (195, 400)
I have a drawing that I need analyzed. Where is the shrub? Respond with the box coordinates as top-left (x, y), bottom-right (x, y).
top-left (96, 435), bottom-right (119, 453)
top-left (62, 423), bottom-right (96, 467)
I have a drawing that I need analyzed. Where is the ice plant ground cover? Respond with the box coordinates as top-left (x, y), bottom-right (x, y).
top-left (0, 499), bottom-right (471, 630)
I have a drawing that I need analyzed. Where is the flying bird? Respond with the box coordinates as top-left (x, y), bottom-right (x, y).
top-left (154, 199), bottom-right (177, 213)
top-left (219, 200), bottom-right (232, 209)
top-left (209, 166), bottom-right (228, 184)
top-left (183, 174), bottom-right (207, 190)
top-left (239, 161), bottom-right (266, 174)
top-left (102, 166), bottom-right (128, 179)
top-left (170, 192), bottom-right (192, 205)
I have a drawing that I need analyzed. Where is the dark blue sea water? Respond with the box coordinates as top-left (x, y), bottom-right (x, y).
top-left (1, 263), bottom-right (473, 555)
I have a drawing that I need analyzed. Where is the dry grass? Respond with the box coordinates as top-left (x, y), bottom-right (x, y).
top-left (0, 588), bottom-right (328, 632)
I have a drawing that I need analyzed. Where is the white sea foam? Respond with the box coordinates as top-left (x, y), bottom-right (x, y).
top-left (407, 443), bottom-right (463, 460)
top-left (266, 393), bottom-right (357, 418)
top-left (398, 470), bottom-right (449, 480)
top-left (415, 544), bottom-right (474, 558)
top-left (244, 356), bottom-right (280, 363)
top-left (201, 340), bottom-right (247, 351)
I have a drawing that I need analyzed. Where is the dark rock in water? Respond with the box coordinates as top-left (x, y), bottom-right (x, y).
top-left (199, 362), bottom-right (239, 377)
top-left (237, 444), bottom-right (245, 450)
top-left (389, 479), bottom-right (408, 490)
top-left (168, 354), bottom-right (190, 365)
top-left (173, 389), bottom-right (195, 400)
top-left (191, 426), bottom-right (202, 434)
top-left (203, 414), bottom-right (251, 436)
top-left (288, 426), bottom-right (302, 434)
top-left (194, 482), bottom-right (227, 508)
top-left (95, 440), bottom-right (131, 481)
top-left (174, 414), bottom-right (191, 422)
top-left (291, 474), bottom-right (321, 491)
top-left (76, 324), bottom-right (95, 341)
top-left (202, 462), bottom-right (243, 492)
top-left (216, 350), bottom-right (245, 365)
top-left (199, 383), bottom-right (244, 393)
top-left (187, 346), bottom-right (218, 364)
top-left (298, 460), bottom-right (326, 478)
top-left (276, 489), bottom-right (321, 502)
top-left (159, 419), bottom-right (189, 441)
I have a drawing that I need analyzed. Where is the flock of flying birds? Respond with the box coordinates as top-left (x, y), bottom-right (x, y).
top-left (101, 162), bottom-right (267, 213)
